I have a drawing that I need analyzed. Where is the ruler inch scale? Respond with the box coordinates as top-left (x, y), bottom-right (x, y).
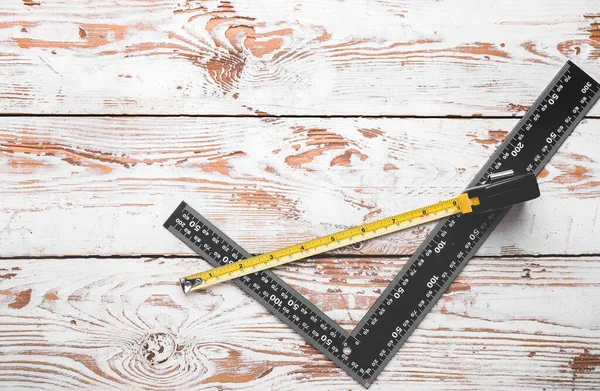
top-left (164, 61), bottom-right (600, 388)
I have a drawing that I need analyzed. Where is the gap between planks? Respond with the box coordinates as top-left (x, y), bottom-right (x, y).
top-left (2, 254), bottom-right (600, 261)
top-left (1, 114), bottom-right (600, 119)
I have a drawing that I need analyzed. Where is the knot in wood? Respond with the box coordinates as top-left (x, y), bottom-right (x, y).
top-left (140, 332), bottom-right (176, 366)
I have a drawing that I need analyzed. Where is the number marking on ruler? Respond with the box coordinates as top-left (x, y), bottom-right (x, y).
top-left (164, 61), bottom-right (600, 388)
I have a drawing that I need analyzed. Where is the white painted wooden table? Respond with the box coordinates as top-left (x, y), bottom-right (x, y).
top-left (1, 1), bottom-right (599, 389)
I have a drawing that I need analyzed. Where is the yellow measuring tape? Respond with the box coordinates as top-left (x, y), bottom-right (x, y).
top-left (181, 192), bottom-right (481, 292)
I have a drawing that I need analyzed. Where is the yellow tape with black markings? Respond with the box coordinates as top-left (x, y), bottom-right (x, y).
top-left (181, 192), bottom-right (480, 292)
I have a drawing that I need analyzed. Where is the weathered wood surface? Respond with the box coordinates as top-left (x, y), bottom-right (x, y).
top-left (2, 0), bottom-right (600, 389)
top-left (1, 117), bottom-right (598, 257)
top-left (0, 0), bottom-right (599, 115)
top-left (1, 256), bottom-right (599, 389)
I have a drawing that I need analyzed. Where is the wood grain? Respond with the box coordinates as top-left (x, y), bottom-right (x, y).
top-left (2, 2), bottom-right (599, 389)
top-left (0, 0), bottom-right (599, 115)
top-left (0, 255), bottom-right (599, 389)
top-left (1, 117), bottom-right (598, 257)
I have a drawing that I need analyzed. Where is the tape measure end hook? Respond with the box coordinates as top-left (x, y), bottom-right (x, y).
top-left (180, 277), bottom-right (203, 294)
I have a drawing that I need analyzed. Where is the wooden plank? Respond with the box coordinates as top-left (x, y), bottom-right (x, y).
top-left (1, 117), bottom-right (598, 257)
top-left (0, 0), bottom-right (599, 115)
top-left (0, 255), bottom-right (599, 389)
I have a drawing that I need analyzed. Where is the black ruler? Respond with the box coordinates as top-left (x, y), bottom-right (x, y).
top-left (164, 61), bottom-right (599, 388)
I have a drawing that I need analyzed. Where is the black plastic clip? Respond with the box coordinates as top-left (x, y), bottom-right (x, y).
top-left (466, 170), bottom-right (540, 214)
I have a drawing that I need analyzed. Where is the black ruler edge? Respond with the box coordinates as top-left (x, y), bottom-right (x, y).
top-left (164, 60), bottom-right (600, 388)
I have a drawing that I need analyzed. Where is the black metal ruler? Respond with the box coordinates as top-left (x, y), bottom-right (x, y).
top-left (164, 61), bottom-right (599, 388)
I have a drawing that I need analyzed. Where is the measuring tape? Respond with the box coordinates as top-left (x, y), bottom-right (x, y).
top-left (179, 171), bottom-right (539, 292)
top-left (164, 61), bottom-right (599, 388)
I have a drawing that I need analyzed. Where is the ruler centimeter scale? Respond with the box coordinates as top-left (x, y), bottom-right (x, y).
top-left (164, 61), bottom-right (599, 388)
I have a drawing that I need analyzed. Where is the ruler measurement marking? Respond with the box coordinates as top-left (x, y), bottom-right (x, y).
top-left (165, 61), bottom-right (599, 388)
